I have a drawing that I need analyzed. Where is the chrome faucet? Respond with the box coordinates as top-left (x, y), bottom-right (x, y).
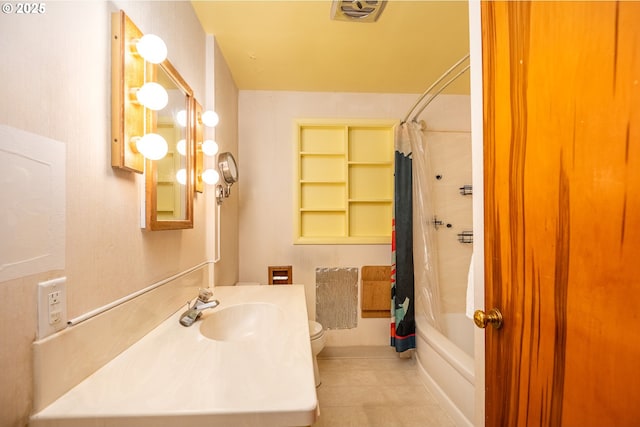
top-left (179, 289), bottom-right (220, 327)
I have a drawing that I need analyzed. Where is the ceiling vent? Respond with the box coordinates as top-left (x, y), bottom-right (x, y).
top-left (330, 0), bottom-right (387, 23)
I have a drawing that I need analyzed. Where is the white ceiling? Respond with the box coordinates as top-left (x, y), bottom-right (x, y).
top-left (191, 1), bottom-right (470, 94)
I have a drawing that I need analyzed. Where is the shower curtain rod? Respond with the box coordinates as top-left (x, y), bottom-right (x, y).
top-left (402, 53), bottom-right (470, 124)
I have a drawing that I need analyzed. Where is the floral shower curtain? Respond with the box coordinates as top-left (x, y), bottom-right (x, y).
top-left (391, 122), bottom-right (443, 353)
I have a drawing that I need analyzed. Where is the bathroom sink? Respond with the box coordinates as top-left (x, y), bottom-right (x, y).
top-left (31, 285), bottom-right (318, 427)
top-left (199, 302), bottom-right (283, 342)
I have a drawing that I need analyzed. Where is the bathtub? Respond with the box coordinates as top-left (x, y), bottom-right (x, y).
top-left (416, 313), bottom-right (475, 427)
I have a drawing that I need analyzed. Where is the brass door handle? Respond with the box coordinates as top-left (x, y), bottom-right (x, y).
top-left (473, 308), bottom-right (503, 329)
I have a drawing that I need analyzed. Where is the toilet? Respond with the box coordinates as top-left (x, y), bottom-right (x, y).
top-left (309, 320), bottom-right (326, 387)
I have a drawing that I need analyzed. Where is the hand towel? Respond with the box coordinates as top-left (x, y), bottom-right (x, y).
top-left (465, 254), bottom-right (475, 319)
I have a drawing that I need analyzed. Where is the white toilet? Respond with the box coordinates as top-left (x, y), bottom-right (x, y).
top-left (309, 320), bottom-right (326, 387)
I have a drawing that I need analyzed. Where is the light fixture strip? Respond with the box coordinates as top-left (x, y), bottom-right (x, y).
top-left (194, 99), bottom-right (204, 193)
top-left (111, 10), bottom-right (147, 173)
top-left (142, 58), bottom-right (147, 140)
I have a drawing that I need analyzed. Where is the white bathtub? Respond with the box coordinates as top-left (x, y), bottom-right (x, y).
top-left (416, 313), bottom-right (475, 427)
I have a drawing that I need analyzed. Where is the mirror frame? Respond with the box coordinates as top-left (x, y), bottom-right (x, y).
top-left (145, 59), bottom-right (195, 231)
top-left (111, 10), bottom-right (152, 173)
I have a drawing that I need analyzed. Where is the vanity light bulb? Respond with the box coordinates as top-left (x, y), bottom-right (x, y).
top-left (135, 34), bottom-right (167, 64)
top-left (136, 133), bottom-right (168, 160)
top-left (202, 169), bottom-right (220, 185)
top-left (176, 168), bottom-right (187, 185)
top-left (201, 110), bottom-right (219, 127)
top-left (176, 139), bottom-right (186, 156)
top-left (136, 82), bottom-right (168, 111)
top-left (176, 110), bottom-right (187, 127)
top-left (201, 140), bottom-right (219, 157)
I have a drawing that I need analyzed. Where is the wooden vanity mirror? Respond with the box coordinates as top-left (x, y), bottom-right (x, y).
top-left (145, 59), bottom-right (194, 231)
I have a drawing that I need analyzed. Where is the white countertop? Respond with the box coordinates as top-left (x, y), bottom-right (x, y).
top-left (30, 285), bottom-right (318, 427)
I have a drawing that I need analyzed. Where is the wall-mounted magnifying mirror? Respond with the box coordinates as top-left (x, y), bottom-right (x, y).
top-left (216, 152), bottom-right (238, 204)
top-left (145, 60), bottom-right (194, 230)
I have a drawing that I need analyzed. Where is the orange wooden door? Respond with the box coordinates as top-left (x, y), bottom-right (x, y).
top-left (481, 1), bottom-right (640, 426)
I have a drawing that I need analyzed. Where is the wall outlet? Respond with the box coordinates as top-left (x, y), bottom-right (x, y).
top-left (37, 277), bottom-right (67, 339)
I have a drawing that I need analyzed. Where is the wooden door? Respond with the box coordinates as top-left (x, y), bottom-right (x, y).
top-left (481, 2), bottom-right (640, 426)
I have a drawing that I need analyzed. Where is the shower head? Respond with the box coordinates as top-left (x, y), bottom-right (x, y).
top-left (330, 0), bottom-right (387, 23)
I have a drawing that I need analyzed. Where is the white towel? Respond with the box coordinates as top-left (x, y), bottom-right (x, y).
top-left (465, 254), bottom-right (475, 319)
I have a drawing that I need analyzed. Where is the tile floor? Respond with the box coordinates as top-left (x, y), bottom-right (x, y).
top-left (312, 346), bottom-right (456, 427)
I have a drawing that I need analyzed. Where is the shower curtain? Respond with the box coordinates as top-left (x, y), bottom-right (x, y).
top-left (391, 121), bottom-right (443, 353)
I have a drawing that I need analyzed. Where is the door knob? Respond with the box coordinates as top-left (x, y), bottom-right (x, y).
top-left (473, 308), bottom-right (503, 329)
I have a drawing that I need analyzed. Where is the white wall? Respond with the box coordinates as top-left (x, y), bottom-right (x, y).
top-left (0, 3), bottom-right (211, 425)
top-left (237, 91), bottom-right (470, 346)
top-left (212, 40), bottom-right (240, 286)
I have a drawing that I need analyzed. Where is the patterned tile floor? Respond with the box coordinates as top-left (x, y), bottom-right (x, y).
top-left (312, 346), bottom-right (456, 427)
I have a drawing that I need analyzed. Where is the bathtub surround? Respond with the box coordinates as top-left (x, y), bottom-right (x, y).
top-left (427, 130), bottom-right (473, 314)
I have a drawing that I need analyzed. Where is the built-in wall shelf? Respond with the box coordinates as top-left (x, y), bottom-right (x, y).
top-left (294, 119), bottom-right (396, 244)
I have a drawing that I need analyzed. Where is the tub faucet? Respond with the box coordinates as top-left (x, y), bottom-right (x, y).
top-left (179, 289), bottom-right (220, 327)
